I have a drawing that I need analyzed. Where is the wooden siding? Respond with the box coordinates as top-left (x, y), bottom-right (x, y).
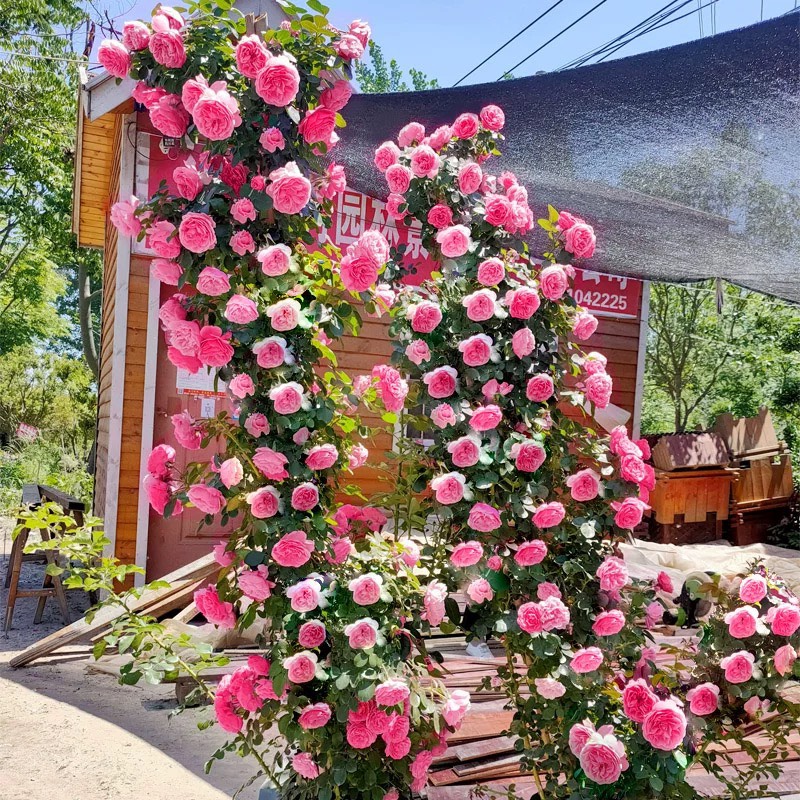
top-left (92, 114), bottom-right (123, 520)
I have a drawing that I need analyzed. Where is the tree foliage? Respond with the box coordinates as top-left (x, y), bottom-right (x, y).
top-left (354, 41), bottom-right (438, 93)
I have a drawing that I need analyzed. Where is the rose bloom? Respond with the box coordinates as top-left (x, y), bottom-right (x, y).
top-left (243, 412), bottom-right (270, 438)
top-left (255, 55), bottom-right (300, 106)
top-left (514, 540), bottom-right (547, 567)
top-left (149, 93), bottom-right (190, 137)
top-left (596, 556), bottom-right (628, 591)
top-left (254, 336), bottom-right (290, 369)
top-left (230, 230), bottom-right (255, 256)
top-left (320, 78), bottom-right (352, 111)
top-left (110, 196), bottom-right (141, 237)
top-left (484, 194), bottom-right (512, 226)
top-left (532, 501), bottom-right (565, 529)
top-left (467, 578), bottom-right (494, 604)
top-left (458, 162), bottom-right (483, 194)
top-left (573, 310), bottom-right (599, 341)
top-left (144, 475), bottom-right (170, 514)
top-left (534, 678), bottom-right (565, 700)
top-left (565, 221), bottom-right (597, 258)
top-left (234, 33), bottom-right (268, 78)
top-left (408, 300), bottom-right (442, 332)
top-left (217, 458), bottom-right (243, 490)
top-left (349, 573), bottom-right (386, 606)
top-left (151, 258), bottom-right (182, 285)
top-left (509, 329), bottom-right (535, 361)
top-left (306, 444), bottom-right (338, 471)
top-left (423, 580), bottom-right (447, 626)
top-left (610, 496), bottom-right (648, 529)
top-left (193, 84), bottom-right (242, 141)
top-left (225, 294), bottom-right (258, 325)
top-left (431, 403), bottom-right (458, 429)
top-left (298, 703), bottom-right (331, 730)
top-left (173, 164), bottom-right (203, 200)
top-left (423, 366), bottom-right (458, 399)
top-left (436, 225), bottom-right (472, 258)
top-left (375, 679), bottom-right (410, 708)
top-left (570, 647), bottom-right (604, 673)
top-left (149, 20), bottom-right (186, 69)
top-left (131, 82), bottom-right (167, 109)
top-left (468, 502), bottom-right (502, 532)
top-left (267, 298), bottom-right (303, 332)
top-left (769, 602), bottom-right (800, 636)
top-left (539, 596), bottom-right (570, 630)
top-left (345, 618), bottom-right (381, 649)
top-left (774, 644), bottom-right (797, 676)
top-left (122, 20), bottom-right (150, 51)
top-left (512, 441), bottom-right (546, 472)
top-left (526, 374), bottom-right (555, 403)
top-left (480, 104), bottom-right (505, 131)
top-left (537, 582), bottom-right (562, 600)
top-left (642, 700), bottom-right (687, 751)
top-left (447, 435), bottom-right (481, 468)
top-left (267, 161), bottom-right (311, 214)
top-left (385, 163), bottom-right (412, 194)
top-left (458, 333), bottom-right (496, 367)
top-left (187, 483), bottom-right (225, 515)
top-left (724, 605), bottom-right (759, 639)
top-left (147, 443), bottom-right (175, 478)
top-left (427, 204), bottom-right (453, 230)
top-left (720, 650), bottom-right (756, 683)
top-left (397, 120), bottom-right (425, 148)
top-left (593, 609), bottom-right (625, 637)
top-left (272, 530), bottom-right (314, 568)
top-left (178, 212), bottom-right (216, 254)
top-left (283, 651), bottom-right (319, 683)
top-left (686, 682), bottom-right (720, 716)
top-left (452, 112), bottom-right (479, 139)
top-left (410, 144), bottom-right (440, 178)
top-left (194, 586), bottom-right (235, 629)
top-left (476, 258), bottom-right (505, 286)
top-left (238, 567), bottom-right (274, 602)
top-left (291, 482), bottom-right (319, 511)
top-left (517, 602), bottom-right (543, 634)
top-left (348, 443), bottom-right (369, 470)
top-left (98, 39), bottom-right (131, 78)
top-left (196, 266), bottom-right (230, 296)
top-left (198, 326), bottom-right (233, 367)
top-left (286, 578), bottom-right (326, 613)
top-left (539, 265), bottom-right (569, 300)
top-left (739, 574), bottom-right (768, 604)
top-left (405, 339), bottom-right (431, 365)
top-left (298, 106), bottom-right (336, 144)
top-left (579, 732), bottom-right (628, 786)
top-left (340, 249), bottom-right (379, 292)
top-left (443, 689), bottom-right (471, 728)
top-left (228, 374), bottom-right (254, 399)
top-left (431, 472), bottom-right (467, 505)
top-left (247, 486), bottom-right (281, 519)
top-left (569, 721), bottom-right (595, 757)
top-left (450, 540), bottom-right (484, 568)
top-left (469, 404), bottom-right (502, 432)
top-left (374, 141), bottom-right (401, 171)
top-left (622, 678), bottom-right (658, 722)
top-left (566, 468), bottom-right (601, 502)
top-left (507, 287), bottom-right (541, 319)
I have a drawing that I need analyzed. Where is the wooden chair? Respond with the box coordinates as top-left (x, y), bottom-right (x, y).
top-left (3, 484), bottom-right (85, 634)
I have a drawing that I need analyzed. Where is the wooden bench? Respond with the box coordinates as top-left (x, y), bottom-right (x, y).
top-left (3, 484), bottom-right (86, 633)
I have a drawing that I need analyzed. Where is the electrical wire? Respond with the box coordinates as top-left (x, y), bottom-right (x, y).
top-left (0, 49), bottom-right (93, 64)
top-left (497, 0), bottom-right (612, 79)
top-left (451, 0), bottom-right (569, 87)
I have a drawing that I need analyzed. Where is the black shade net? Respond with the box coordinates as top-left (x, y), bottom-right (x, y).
top-left (336, 13), bottom-right (800, 302)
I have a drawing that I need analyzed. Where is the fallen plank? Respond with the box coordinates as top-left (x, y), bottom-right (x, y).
top-left (10, 553), bottom-right (219, 668)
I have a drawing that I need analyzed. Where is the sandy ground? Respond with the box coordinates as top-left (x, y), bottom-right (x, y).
top-left (0, 517), bottom-right (261, 800)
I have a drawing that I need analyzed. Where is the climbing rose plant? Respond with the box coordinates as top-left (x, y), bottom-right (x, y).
top-left (372, 113), bottom-right (800, 798)
top-left (105, 3), bottom-right (467, 799)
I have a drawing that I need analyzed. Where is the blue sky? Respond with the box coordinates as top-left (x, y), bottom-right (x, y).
top-left (107, 0), bottom-right (798, 83)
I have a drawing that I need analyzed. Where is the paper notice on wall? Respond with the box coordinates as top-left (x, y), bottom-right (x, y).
top-left (176, 366), bottom-right (227, 398)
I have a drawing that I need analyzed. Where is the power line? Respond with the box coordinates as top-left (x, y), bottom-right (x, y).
top-left (451, 0), bottom-right (569, 87)
top-left (697, 0), bottom-right (704, 36)
top-left (559, 0), bottom-right (685, 70)
top-left (497, 0), bottom-right (612, 79)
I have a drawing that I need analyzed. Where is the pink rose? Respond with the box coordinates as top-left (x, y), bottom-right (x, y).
top-left (340, 250), bottom-right (379, 292)
top-left (178, 212), bottom-right (216, 253)
top-left (247, 486), bottom-right (281, 519)
top-left (566, 468), bottom-right (601, 501)
top-left (243, 413), bottom-right (269, 438)
top-left (397, 121), bottom-right (425, 148)
top-left (122, 20), bottom-right (150, 51)
top-left (431, 472), bottom-right (468, 505)
top-left (194, 586), bottom-right (235, 629)
top-left (436, 225), bottom-right (472, 258)
top-left (150, 93), bottom-right (190, 137)
top-left (622, 679), bottom-right (658, 722)
top-left (257, 243), bottom-right (292, 277)
top-left (212, 541), bottom-right (234, 567)
top-left (769, 603), bottom-right (800, 636)
top-left (348, 443), bottom-right (369, 470)
top-left (534, 678), bottom-right (565, 700)
top-left (479, 104), bottom-right (505, 131)
top-left (573, 310), bottom-right (599, 340)
top-left (620, 454), bottom-right (647, 485)
top-left (514, 540), bottom-right (547, 567)
top-left (345, 618), bottom-right (381, 649)
top-left (642, 700), bottom-right (687, 750)
top-left (569, 721), bottom-right (595, 756)
top-left (198, 326), bottom-right (233, 367)
top-left (254, 336), bottom-right (290, 369)
top-left (387, 196), bottom-right (406, 222)
top-left (230, 230), bottom-right (255, 255)
top-left (423, 366), bottom-right (458, 399)
top-left (410, 144), bottom-right (440, 178)
top-left (234, 34), bottom-right (269, 78)
top-left (171, 409), bottom-right (202, 450)
top-left (467, 578), bottom-right (493, 604)
top-left (579, 732), bottom-right (628, 785)
top-left (187, 484), bottom-right (225, 515)
top-left (739, 574), bottom-right (768, 604)
top-left (539, 265), bottom-right (569, 300)
top-left (298, 106), bottom-right (336, 144)
top-left (267, 298), bottom-right (302, 332)
top-left (306, 443), bottom-right (338, 470)
top-left (686, 682), bottom-right (720, 716)
top-left (173, 164), bottom-right (203, 200)
top-left (427, 204), bottom-right (453, 229)
top-left (458, 162), bottom-right (482, 194)
top-left (283, 651), bottom-right (319, 683)
top-left (110, 196), bottom-right (141, 237)
top-left (230, 197), bottom-right (256, 225)
top-left (593, 610), bottom-right (625, 637)
top-left (407, 301), bottom-right (442, 333)
top-left (556, 211), bottom-right (578, 231)
top-left (193, 84), bottom-right (242, 141)
top-left (423, 580), bottom-right (447, 626)
top-left (537, 582), bottom-right (562, 600)
top-left (375, 680), bottom-right (410, 707)
top-left (512, 327), bottom-right (536, 358)
top-left (517, 602), bottom-right (543, 634)
top-left (458, 333), bottom-right (496, 367)
top-left (450, 540), bottom-right (484, 567)
top-left (238, 566), bottom-right (274, 602)
top-left (272, 530), bottom-right (314, 568)
top-left (181, 76), bottom-right (209, 114)
top-left (321, 79), bottom-right (352, 111)
top-left (610, 497), bottom-right (648, 529)
top-left (298, 703), bottom-right (331, 730)
top-left (219, 457), bottom-right (243, 489)
top-left (147, 443), bottom-right (175, 478)
top-left (431, 403), bottom-right (457, 429)
top-left (225, 294), bottom-right (259, 324)
top-left (656, 571), bottom-right (674, 594)
top-left (149, 28), bottom-right (186, 69)
top-left (259, 127), bottom-right (286, 154)
top-left (385, 163), bottom-right (412, 193)
top-left (526, 374), bottom-right (554, 403)
top-left (720, 651), bottom-right (756, 683)
top-left (470, 404), bottom-right (502, 431)
top-left (775, 644), bottom-right (796, 676)
top-left (565, 222), bottom-right (597, 258)
top-left (228, 374), bottom-right (254, 399)
top-left (725, 605), bottom-right (759, 639)
top-left (483, 193), bottom-right (512, 226)
top-left (443, 689), bottom-right (471, 728)
top-left (196, 266), bottom-right (230, 296)
top-left (512, 441), bottom-right (546, 472)
top-left (292, 753), bottom-right (320, 780)
top-left (267, 162), bottom-right (311, 214)
top-left (405, 339), bottom-right (431, 365)
top-left (298, 620), bottom-right (327, 649)
top-left (452, 112), bottom-right (479, 139)
top-left (447, 435), bottom-right (481, 468)
top-left (291, 482), bottom-right (319, 511)
top-left (98, 39), bottom-right (131, 79)
top-left (253, 445), bottom-right (289, 483)
top-left (151, 258), bottom-right (182, 285)
top-left (374, 141), bottom-right (401, 171)
top-left (144, 474), bottom-right (170, 514)
top-left (539, 596), bottom-right (570, 631)
top-left (428, 124), bottom-right (453, 150)
top-left (570, 647), bottom-right (604, 673)
top-left (532, 501), bottom-right (565, 529)
top-left (468, 502), bottom-right (501, 532)
top-left (255, 55), bottom-right (300, 106)
top-left (286, 579), bottom-right (325, 613)
top-left (506, 287), bottom-right (541, 319)
top-left (596, 557), bottom-right (628, 591)
top-left (349, 573), bottom-right (385, 606)
top-left (476, 258), bottom-right (505, 286)
top-left (131, 82), bottom-right (167, 109)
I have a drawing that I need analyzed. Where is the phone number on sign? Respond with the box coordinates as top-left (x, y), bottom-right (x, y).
top-left (572, 288), bottom-right (630, 314)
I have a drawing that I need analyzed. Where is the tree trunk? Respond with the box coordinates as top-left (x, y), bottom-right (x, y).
top-left (78, 261), bottom-right (99, 379)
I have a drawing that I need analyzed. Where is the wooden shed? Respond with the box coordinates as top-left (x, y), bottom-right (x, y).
top-left (73, 76), bottom-right (650, 582)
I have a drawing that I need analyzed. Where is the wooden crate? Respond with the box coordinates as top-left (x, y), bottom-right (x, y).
top-left (651, 433), bottom-right (730, 471)
top-left (732, 455), bottom-right (793, 504)
top-left (649, 468), bottom-right (737, 525)
top-left (729, 498), bottom-right (791, 546)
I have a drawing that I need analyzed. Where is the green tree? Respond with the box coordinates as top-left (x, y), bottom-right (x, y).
top-left (354, 40), bottom-right (439, 93)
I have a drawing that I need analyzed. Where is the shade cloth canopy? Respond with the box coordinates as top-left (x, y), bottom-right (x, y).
top-left (337, 13), bottom-right (800, 302)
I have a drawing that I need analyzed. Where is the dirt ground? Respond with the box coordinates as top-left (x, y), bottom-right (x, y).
top-left (0, 517), bottom-right (261, 800)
